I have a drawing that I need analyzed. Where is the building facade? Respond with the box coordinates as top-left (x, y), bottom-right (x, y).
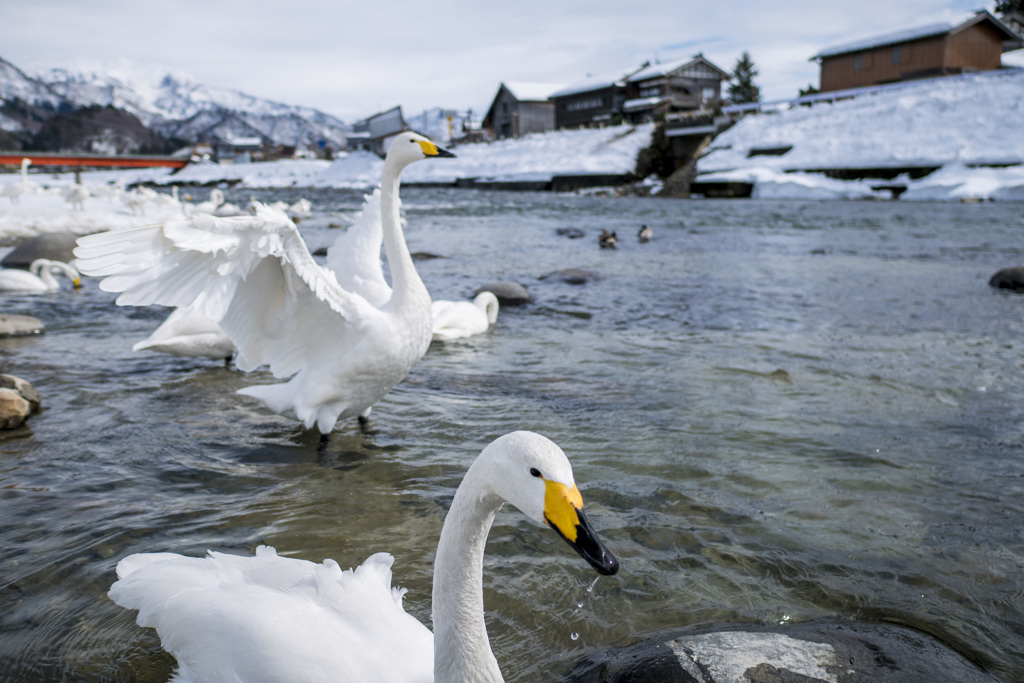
top-left (483, 83), bottom-right (556, 139)
top-left (813, 11), bottom-right (1022, 93)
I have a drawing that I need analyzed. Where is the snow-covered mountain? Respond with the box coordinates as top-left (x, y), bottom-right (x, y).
top-left (0, 56), bottom-right (350, 151)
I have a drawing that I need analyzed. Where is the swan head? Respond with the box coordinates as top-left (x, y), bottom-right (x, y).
top-left (386, 131), bottom-right (456, 167)
top-left (480, 431), bottom-right (619, 576)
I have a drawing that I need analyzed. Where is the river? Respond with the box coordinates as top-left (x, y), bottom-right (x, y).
top-left (1, 189), bottom-right (1022, 681)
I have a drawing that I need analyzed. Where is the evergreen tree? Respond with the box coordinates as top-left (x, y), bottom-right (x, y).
top-left (995, 0), bottom-right (1023, 14)
top-left (727, 52), bottom-right (761, 105)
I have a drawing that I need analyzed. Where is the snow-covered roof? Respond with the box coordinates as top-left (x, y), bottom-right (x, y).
top-left (623, 96), bottom-right (667, 112)
top-left (503, 82), bottom-right (559, 102)
top-left (628, 55), bottom-right (730, 82)
top-left (812, 11), bottom-right (1017, 60)
top-left (549, 67), bottom-right (634, 98)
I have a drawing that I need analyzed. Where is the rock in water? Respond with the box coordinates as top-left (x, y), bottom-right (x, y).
top-left (566, 621), bottom-right (1000, 683)
top-left (474, 281), bottom-right (533, 305)
top-left (1, 232), bottom-right (79, 268)
top-left (0, 314), bottom-right (45, 338)
top-left (988, 267), bottom-right (1024, 291)
top-left (0, 374), bottom-right (41, 429)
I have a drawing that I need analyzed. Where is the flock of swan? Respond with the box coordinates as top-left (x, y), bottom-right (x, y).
top-left (7, 131), bottom-right (617, 681)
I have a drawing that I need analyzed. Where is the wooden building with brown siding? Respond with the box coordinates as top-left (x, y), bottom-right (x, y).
top-left (812, 11), bottom-right (1022, 93)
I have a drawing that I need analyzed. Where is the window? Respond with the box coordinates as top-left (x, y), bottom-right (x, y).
top-left (853, 53), bottom-right (863, 70)
top-left (566, 97), bottom-right (603, 112)
top-left (892, 46), bottom-right (901, 65)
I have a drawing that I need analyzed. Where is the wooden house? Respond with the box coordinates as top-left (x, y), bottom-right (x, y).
top-left (550, 55), bottom-right (729, 129)
top-left (549, 64), bottom-right (643, 129)
top-left (483, 83), bottom-right (556, 139)
top-left (213, 135), bottom-right (263, 164)
top-left (623, 55), bottom-right (730, 123)
top-left (347, 106), bottom-right (406, 157)
top-left (812, 10), bottom-right (1022, 93)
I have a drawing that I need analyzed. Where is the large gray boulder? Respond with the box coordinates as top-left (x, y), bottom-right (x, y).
top-left (1, 232), bottom-right (79, 269)
top-left (988, 267), bottom-right (1024, 291)
top-left (0, 314), bottom-right (45, 337)
top-left (474, 281), bottom-right (533, 306)
top-left (567, 621), bottom-right (999, 683)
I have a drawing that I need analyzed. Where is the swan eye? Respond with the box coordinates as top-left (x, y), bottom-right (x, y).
top-left (530, 467), bottom-right (542, 478)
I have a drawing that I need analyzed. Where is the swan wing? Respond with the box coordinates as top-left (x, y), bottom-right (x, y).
top-left (75, 205), bottom-right (373, 377)
top-left (133, 305), bottom-right (236, 359)
top-left (325, 189), bottom-right (391, 307)
top-left (110, 546), bottom-right (434, 683)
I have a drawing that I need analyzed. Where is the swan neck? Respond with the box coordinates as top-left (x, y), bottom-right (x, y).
top-left (380, 159), bottom-right (424, 303)
top-left (432, 463), bottom-right (505, 683)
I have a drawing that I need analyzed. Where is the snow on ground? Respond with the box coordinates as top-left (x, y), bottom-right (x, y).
top-left (695, 68), bottom-right (1024, 200)
top-left (1, 68), bottom-right (1022, 246)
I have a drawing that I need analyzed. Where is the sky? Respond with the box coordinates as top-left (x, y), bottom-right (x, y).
top-left (2, 0), bottom-right (1001, 124)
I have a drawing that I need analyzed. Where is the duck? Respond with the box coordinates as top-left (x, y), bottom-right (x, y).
top-left (637, 225), bottom-right (652, 243)
top-left (0, 258), bottom-right (82, 292)
top-left (133, 305), bottom-right (236, 362)
top-left (74, 131), bottom-right (455, 435)
top-left (598, 229), bottom-right (618, 249)
top-left (107, 431), bottom-right (619, 683)
top-left (431, 291), bottom-right (499, 341)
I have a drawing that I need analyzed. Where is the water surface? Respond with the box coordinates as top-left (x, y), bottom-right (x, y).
top-left (1, 191), bottom-right (1022, 681)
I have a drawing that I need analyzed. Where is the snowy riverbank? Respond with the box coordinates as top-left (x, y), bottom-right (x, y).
top-left (695, 68), bottom-right (1024, 201)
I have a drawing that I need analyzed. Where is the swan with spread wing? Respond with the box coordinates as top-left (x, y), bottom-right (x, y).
top-left (75, 132), bottom-right (454, 435)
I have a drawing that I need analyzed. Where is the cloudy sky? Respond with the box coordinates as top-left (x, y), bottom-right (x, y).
top-left (4, 0), bottom-right (996, 123)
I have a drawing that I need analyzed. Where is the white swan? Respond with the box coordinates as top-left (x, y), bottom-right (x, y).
top-left (133, 305), bottom-right (236, 361)
top-left (0, 259), bottom-right (82, 292)
top-left (1, 158), bottom-right (39, 204)
top-left (121, 186), bottom-right (158, 216)
top-left (74, 131), bottom-right (455, 434)
top-left (108, 431), bottom-right (619, 683)
top-left (431, 291), bottom-right (499, 341)
top-left (63, 183), bottom-right (90, 211)
top-left (191, 188), bottom-right (225, 215)
top-left (288, 197), bottom-right (313, 220)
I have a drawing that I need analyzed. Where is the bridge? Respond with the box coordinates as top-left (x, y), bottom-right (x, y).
top-left (0, 151), bottom-right (188, 170)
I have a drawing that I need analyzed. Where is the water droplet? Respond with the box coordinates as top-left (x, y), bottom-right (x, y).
top-left (586, 576), bottom-right (599, 593)
top-left (576, 601), bottom-right (584, 610)
top-left (570, 632), bottom-right (579, 641)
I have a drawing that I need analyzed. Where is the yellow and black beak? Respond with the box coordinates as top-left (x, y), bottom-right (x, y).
top-left (416, 140), bottom-right (457, 159)
top-left (543, 480), bottom-right (619, 576)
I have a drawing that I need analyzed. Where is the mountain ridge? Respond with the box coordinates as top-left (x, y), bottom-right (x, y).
top-left (0, 55), bottom-right (350, 154)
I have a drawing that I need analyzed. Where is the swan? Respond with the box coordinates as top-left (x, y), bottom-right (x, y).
top-left (108, 431), bottom-right (619, 683)
top-left (431, 291), bottom-right (499, 341)
top-left (1, 158), bottom-right (39, 204)
top-left (74, 131), bottom-right (455, 435)
top-left (133, 305), bottom-right (236, 361)
top-left (121, 186), bottom-right (159, 216)
top-left (0, 259), bottom-right (82, 292)
top-left (288, 197), bottom-right (313, 220)
top-left (192, 188), bottom-right (225, 215)
top-left (63, 183), bottom-right (90, 211)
